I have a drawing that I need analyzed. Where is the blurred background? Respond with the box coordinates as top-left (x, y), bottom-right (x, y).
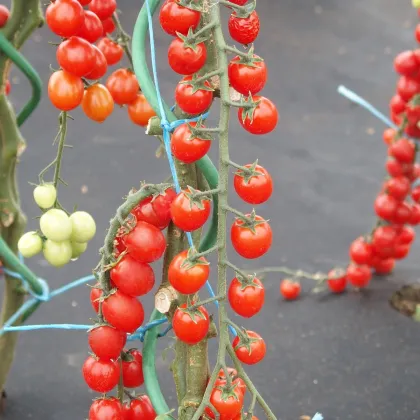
top-left (1, 0), bottom-right (420, 419)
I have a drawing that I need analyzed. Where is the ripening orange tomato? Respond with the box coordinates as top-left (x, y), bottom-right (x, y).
top-left (82, 84), bottom-right (114, 122)
top-left (48, 70), bottom-right (84, 111)
top-left (127, 93), bottom-right (156, 127)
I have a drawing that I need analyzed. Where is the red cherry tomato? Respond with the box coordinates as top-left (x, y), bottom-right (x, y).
top-left (228, 55), bottom-right (267, 95)
top-left (233, 164), bottom-right (273, 204)
top-left (374, 193), bottom-right (398, 221)
top-left (82, 84), bottom-right (114, 123)
top-left (4, 80), bottom-right (11, 96)
top-left (175, 76), bottom-right (213, 115)
top-left (393, 201), bottom-right (412, 224)
top-left (48, 70), bottom-right (84, 111)
top-left (122, 349), bottom-right (144, 388)
top-left (82, 356), bottom-right (120, 393)
top-left (172, 304), bottom-right (210, 345)
top-left (88, 325), bottom-right (126, 360)
top-left (159, 0), bottom-right (201, 36)
top-left (76, 11), bottom-right (103, 44)
top-left (86, 45), bottom-right (108, 80)
top-left (238, 96), bottom-right (278, 135)
top-left (231, 215), bottom-right (272, 259)
top-left (171, 122), bottom-right (212, 163)
top-left (372, 257), bottom-right (395, 275)
top-left (389, 94), bottom-right (406, 116)
top-left (394, 244), bottom-right (411, 260)
top-left (102, 17), bottom-right (116, 35)
top-left (210, 383), bottom-right (244, 420)
top-left (97, 37), bottom-right (124, 65)
top-left (215, 368), bottom-right (247, 396)
top-left (228, 276), bottom-right (265, 318)
top-left (170, 189), bottom-right (211, 232)
top-left (346, 264), bottom-right (371, 288)
top-left (128, 93), bottom-right (157, 126)
top-left (349, 237), bottom-right (373, 265)
top-left (124, 221), bottom-right (166, 263)
top-left (327, 268), bottom-right (347, 293)
top-left (389, 138), bottom-right (416, 163)
top-left (89, 0), bottom-right (117, 20)
top-left (396, 225), bottom-right (416, 245)
top-left (106, 68), bottom-right (140, 105)
top-left (102, 290), bottom-right (145, 333)
top-left (384, 176), bottom-right (411, 201)
top-left (168, 37), bottom-right (207, 75)
top-left (394, 50), bottom-right (419, 76)
top-left (280, 279), bottom-right (301, 300)
top-left (123, 395), bottom-right (156, 420)
top-left (56, 36), bottom-right (96, 78)
top-left (383, 128), bottom-right (396, 146)
top-left (410, 203), bottom-right (420, 225)
top-left (397, 76), bottom-right (420, 102)
top-left (228, 11), bottom-right (260, 45)
top-left (232, 330), bottom-right (266, 365)
top-left (46, 0), bottom-right (84, 38)
top-left (0, 5), bottom-right (9, 28)
top-left (90, 284), bottom-right (102, 313)
top-left (110, 254), bottom-right (155, 297)
top-left (89, 397), bottom-right (123, 420)
top-left (168, 250), bottom-right (210, 294)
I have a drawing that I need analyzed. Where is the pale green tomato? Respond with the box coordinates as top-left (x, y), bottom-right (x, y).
top-left (413, 0), bottom-right (420, 8)
top-left (71, 241), bottom-right (88, 259)
top-left (33, 184), bottom-right (57, 209)
top-left (43, 240), bottom-right (72, 267)
top-left (69, 211), bottom-right (96, 243)
top-left (40, 209), bottom-right (72, 242)
top-left (18, 231), bottom-right (43, 258)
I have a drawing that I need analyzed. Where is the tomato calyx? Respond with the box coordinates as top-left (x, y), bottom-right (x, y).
top-left (215, 382), bottom-right (242, 402)
top-left (238, 94), bottom-right (262, 124)
top-left (177, 0), bottom-right (204, 11)
top-left (229, 0), bottom-right (256, 18)
top-left (179, 303), bottom-right (210, 324)
top-left (233, 210), bottom-right (268, 234)
top-left (186, 117), bottom-right (214, 141)
top-left (232, 328), bottom-right (262, 353)
top-left (180, 73), bottom-right (215, 94)
top-left (234, 160), bottom-right (265, 184)
top-left (176, 27), bottom-right (208, 50)
top-left (235, 273), bottom-right (263, 290)
top-left (180, 246), bottom-right (210, 271)
top-left (121, 348), bottom-right (137, 362)
top-left (231, 45), bottom-right (263, 67)
top-left (183, 185), bottom-right (212, 209)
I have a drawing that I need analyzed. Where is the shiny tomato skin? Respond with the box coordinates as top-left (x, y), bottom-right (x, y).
top-left (233, 164), bottom-right (273, 204)
top-left (124, 396), bottom-right (156, 420)
top-left (171, 122), bottom-right (211, 163)
top-left (232, 330), bottom-right (266, 365)
top-left (170, 190), bottom-right (211, 232)
top-left (231, 215), bottom-right (272, 259)
top-left (175, 76), bottom-right (213, 115)
top-left (384, 176), bottom-right (411, 201)
top-left (327, 268), bottom-right (347, 293)
top-left (389, 138), bottom-right (416, 163)
top-left (168, 38), bottom-right (207, 75)
top-left (238, 96), bottom-right (278, 135)
top-left (48, 70), bottom-right (84, 111)
top-left (89, 0), bottom-right (117, 20)
top-left (122, 349), bottom-right (144, 388)
top-left (56, 36), bottom-right (96, 78)
top-left (228, 10), bottom-right (260, 45)
top-left (128, 93), bottom-right (157, 126)
top-left (106, 69), bottom-right (139, 105)
top-left (373, 225), bottom-right (397, 248)
top-left (228, 276), bottom-right (265, 318)
top-left (389, 94), bottom-right (406, 116)
top-left (46, 0), bottom-right (84, 38)
top-left (88, 325), bottom-right (126, 360)
top-left (159, 0), bottom-right (201, 36)
top-left (89, 397), bottom-right (123, 420)
top-left (86, 45), bottom-right (108, 80)
top-left (168, 250), bottom-right (210, 294)
top-left (90, 284), bottom-right (102, 313)
top-left (393, 201), bottom-right (412, 225)
top-left (374, 193), bottom-right (398, 221)
top-left (102, 290), bottom-right (145, 333)
top-left (394, 244), bottom-right (411, 260)
top-left (410, 203), bottom-right (420, 225)
top-left (210, 384), bottom-right (244, 420)
top-left (228, 55), bottom-right (267, 95)
top-left (280, 279), bottom-right (301, 300)
top-left (397, 225), bottom-right (416, 245)
top-left (76, 11), bottom-right (103, 44)
top-left (394, 50), bottom-right (419, 76)
top-left (346, 264), bottom-right (371, 288)
top-left (97, 37), bottom-right (124, 65)
top-left (82, 356), bottom-right (120, 393)
top-left (0, 5), bottom-right (9, 28)
top-left (110, 254), bottom-right (155, 297)
top-left (397, 76), bottom-right (420, 102)
top-left (372, 258), bottom-right (395, 275)
top-left (124, 221), bottom-right (166, 263)
top-left (82, 84), bottom-right (114, 123)
top-left (102, 17), bottom-right (116, 35)
top-left (349, 237), bottom-right (373, 265)
top-left (385, 158), bottom-right (413, 178)
top-left (173, 304), bottom-right (210, 345)
top-left (383, 128), bottom-right (396, 146)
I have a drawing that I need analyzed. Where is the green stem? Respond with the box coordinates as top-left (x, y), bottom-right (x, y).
top-left (52, 112), bottom-right (67, 189)
top-left (254, 266), bottom-right (326, 281)
top-left (112, 12), bottom-right (133, 66)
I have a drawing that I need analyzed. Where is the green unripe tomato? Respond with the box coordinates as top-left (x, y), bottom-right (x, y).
top-left (413, 0), bottom-right (420, 8)
top-left (18, 231), bottom-right (43, 258)
top-left (71, 241), bottom-right (87, 259)
top-left (33, 184), bottom-right (57, 209)
top-left (43, 240), bottom-right (72, 267)
top-left (40, 209), bottom-right (72, 242)
top-left (69, 211), bottom-right (96, 243)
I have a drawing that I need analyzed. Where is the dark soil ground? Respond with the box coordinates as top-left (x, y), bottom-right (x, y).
top-left (2, 0), bottom-right (420, 419)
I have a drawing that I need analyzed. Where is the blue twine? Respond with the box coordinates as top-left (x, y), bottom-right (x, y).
top-left (312, 413), bottom-right (323, 420)
top-left (143, 0), bottom-right (234, 334)
top-left (337, 85), bottom-right (397, 129)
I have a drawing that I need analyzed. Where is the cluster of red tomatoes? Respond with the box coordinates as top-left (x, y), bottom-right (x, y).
top-left (85, 187), bottom-right (177, 419)
top-left (45, 0), bottom-right (156, 125)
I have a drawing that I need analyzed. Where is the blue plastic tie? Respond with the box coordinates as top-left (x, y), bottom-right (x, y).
top-left (144, 0), bottom-right (233, 334)
top-left (312, 413), bottom-right (323, 420)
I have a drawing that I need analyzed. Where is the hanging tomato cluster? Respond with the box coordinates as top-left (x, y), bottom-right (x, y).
top-left (85, 186), bottom-right (176, 419)
top-left (45, 0), bottom-right (155, 126)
